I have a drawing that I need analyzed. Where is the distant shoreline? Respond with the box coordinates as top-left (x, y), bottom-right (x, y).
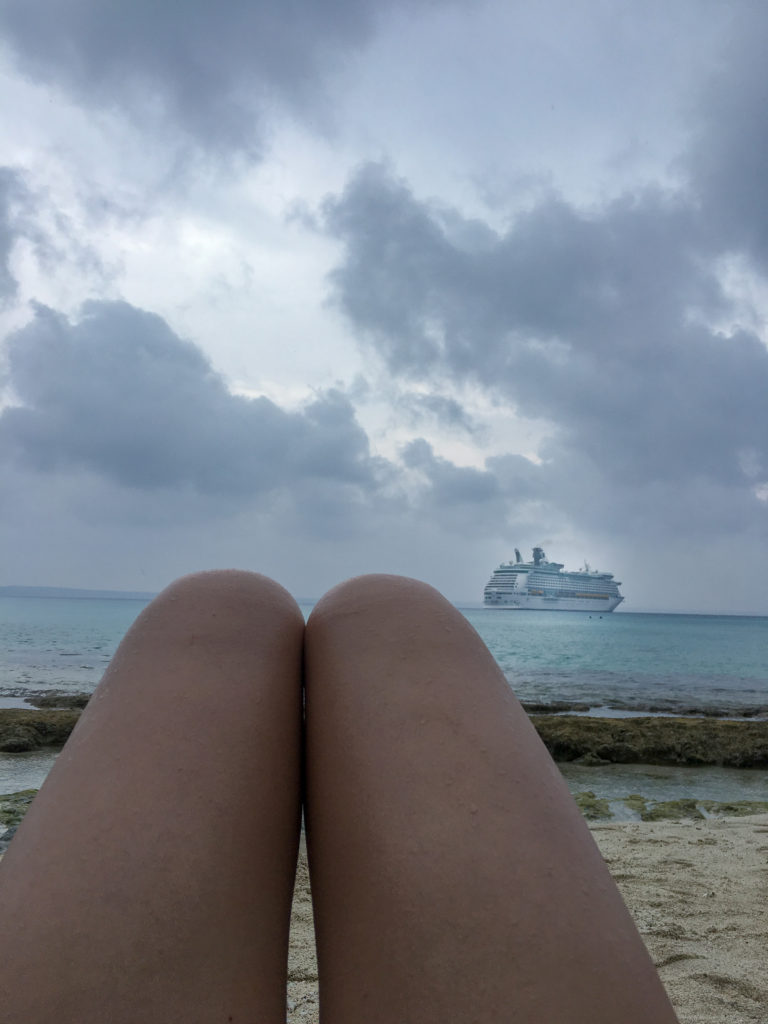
top-left (0, 586), bottom-right (157, 601)
top-left (0, 586), bottom-right (319, 604)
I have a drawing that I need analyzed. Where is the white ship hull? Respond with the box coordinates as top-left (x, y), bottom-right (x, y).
top-left (485, 593), bottom-right (624, 612)
top-left (483, 547), bottom-right (624, 612)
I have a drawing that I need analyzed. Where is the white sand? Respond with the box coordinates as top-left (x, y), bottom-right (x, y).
top-left (287, 814), bottom-right (768, 1023)
top-left (593, 814), bottom-right (768, 1023)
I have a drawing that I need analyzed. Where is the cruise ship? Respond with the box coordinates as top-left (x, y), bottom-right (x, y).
top-left (484, 547), bottom-right (624, 611)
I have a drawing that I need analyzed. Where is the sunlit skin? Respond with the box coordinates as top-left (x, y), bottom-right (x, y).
top-left (0, 571), bottom-right (679, 1023)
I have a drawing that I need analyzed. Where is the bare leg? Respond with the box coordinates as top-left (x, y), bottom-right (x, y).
top-left (304, 575), bottom-right (679, 1023)
top-left (0, 570), bottom-right (304, 1024)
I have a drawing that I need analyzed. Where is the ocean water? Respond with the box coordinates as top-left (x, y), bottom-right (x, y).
top-left (1, 596), bottom-right (767, 811)
top-left (463, 608), bottom-right (768, 716)
top-left (0, 595), bottom-right (149, 697)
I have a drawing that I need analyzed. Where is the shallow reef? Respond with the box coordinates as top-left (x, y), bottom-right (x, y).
top-left (0, 788), bottom-right (37, 829)
top-left (25, 693), bottom-right (92, 710)
top-left (532, 714), bottom-right (768, 768)
top-left (573, 790), bottom-right (612, 820)
top-left (573, 792), bottom-right (768, 822)
top-left (0, 709), bottom-right (81, 753)
top-left (2, 705), bottom-right (767, 767)
top-left (0, 788), bottom-right (38, 853)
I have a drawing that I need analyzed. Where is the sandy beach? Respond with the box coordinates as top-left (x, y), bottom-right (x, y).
top-left (287, 814), bottom-right (768, 1024)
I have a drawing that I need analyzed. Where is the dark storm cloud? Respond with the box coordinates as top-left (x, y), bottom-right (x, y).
top-left (323, 165), bottom-right (724, 376)
top-left (0, 0), bottom-right (444, 151)
top-left (0, 301), bottom-right (380, 498)
top-left (687, 7), bottom-right (768, 268)
top-left (403, 438), bottom-right (499, 502)
top-left (322, 162), bottom-right (768, 536)
top-left (402, 437), bottom-right (512, 532)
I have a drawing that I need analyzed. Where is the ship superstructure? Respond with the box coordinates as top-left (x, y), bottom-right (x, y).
top-left (483, 547), bottom-right (624, 611)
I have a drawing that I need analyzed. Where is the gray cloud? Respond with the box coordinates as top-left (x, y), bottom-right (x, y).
top-left (0, 299), bottom-right (537, 547)
top-left (403, 438), bottom-right (499, 502)
top-left (0, 297), bottom-right (532, 596)
top-left (322, 160), bottom-right (768, 535)
top-left (401, 438), bottom-right (513, 534)
top-left (686, 7), bottom-right (768, 268)
top-left (0, 0), bottom-right (446, 152)
top-left (0, 301), bottom-right (380, 500)
top-left (324, 165), bottom-right (724, 374)
top-left (0, 167), bottom-right (28, 303)
top-left (0, 166), bottom-right (101, 310)
top-left (397, 390), bottom-right (480, 435)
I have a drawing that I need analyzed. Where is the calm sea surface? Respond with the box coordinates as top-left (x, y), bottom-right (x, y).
top-left (2, 596), bottom-right (767, 812)
top-left (462, 607), bottom-right (768, 716)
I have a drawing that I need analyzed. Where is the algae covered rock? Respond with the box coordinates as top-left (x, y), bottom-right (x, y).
top-left (0, 790), bottom-right (39, 854)
top-left (0, 788), bottom-right (38, 830)
top-left (531, 715), bottom-right (768, 768)
top-left (521, 701), bottom-right (592, 714)
top-left (0, 709), bottom-right (80, 752)
top-left (26, 692), bottom-right (91, 710)
top-left (623, 794), bottom-right (649, 816)
top-left (641, 799), bottom-right (704, 822)
top-left (573, 791), bottom-right (612, 820)
top-left (700, 800), bottom-right (768, 817)
top-left (0, 724), bottom-right (40, 753)
top-left (573, 752), bottom-right (609, 766)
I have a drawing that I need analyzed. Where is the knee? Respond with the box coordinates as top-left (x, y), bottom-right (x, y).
top-left (142, 569), bottom-right (304, 641)
top-left (307, 573), bottom-right (452, 633)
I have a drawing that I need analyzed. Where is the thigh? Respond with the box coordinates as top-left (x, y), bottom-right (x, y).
top-left (304, 574), bottom-right (678, 1024)
top-left (0, 570), bottom-right (304, 1024)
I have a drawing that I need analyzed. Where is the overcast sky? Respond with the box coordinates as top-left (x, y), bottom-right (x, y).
top-left (1, 0), bottom-right (767, 613)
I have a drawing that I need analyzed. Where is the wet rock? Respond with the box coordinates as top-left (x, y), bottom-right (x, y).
top-left (532, 715), bottom-right (768, 768)
top-left (521, 701), bottom-right (592, 714)
top-left (595, 742), bottom-right (638, 763)
top-left (641, 799), bottom-right (704, 822)
top-left (573, 752), bottom-right (609, 766)
top-left (0, 724), bottom-right (39, 753)
top-left (0, 709), bottom-right (80, 752)
top-left (0, 790), bottom-right (38, 854)
top-left (573, 791), bottom-right (612, 820)
top-left (700, 800), bottom-right (768, 817)
top-left (0, 789), bottom-right (38, 830)
top-left (25, 692), bottom-right (91, 710)
top-left (0, 826), bottom-right (17, 855)
top-left (623, 794), bottom-right (649, 816)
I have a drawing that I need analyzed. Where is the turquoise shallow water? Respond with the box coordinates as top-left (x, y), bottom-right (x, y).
top-left (2, 597), bottom-right (766, 713)
top-left (0, 596), bottom-right (149, 696)
top-left (463, 608), bottom-right (768, 715)
top-left (1, 596), bottom-right (766, 809)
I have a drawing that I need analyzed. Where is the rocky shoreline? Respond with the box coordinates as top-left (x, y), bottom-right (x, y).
top-left (0, 789), bottom-right (36, 853)
top-left (531, 714), bottom-right (768, 768)
top-left (0, 709), bottom-right (81, 753)
top-left (2, 697), bottom-right (766, 767)
top-left (520, 699), bottom-right (768, 719)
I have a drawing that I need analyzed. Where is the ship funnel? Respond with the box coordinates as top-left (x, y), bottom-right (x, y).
top-left (532, 546), bottom-right (545, 565)
top-left (514, 548), bottom-right (521, 563)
